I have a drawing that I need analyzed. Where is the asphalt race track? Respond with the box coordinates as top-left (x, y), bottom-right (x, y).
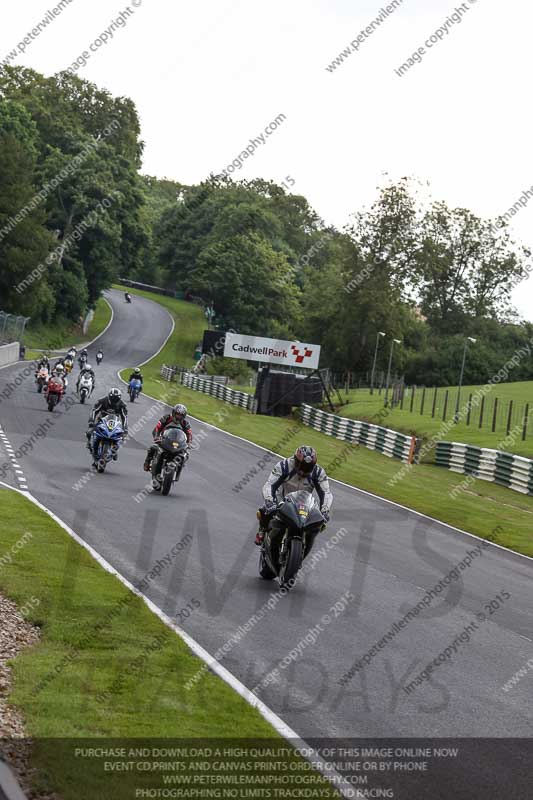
top-left (0, 289), bottom-right (532, 747)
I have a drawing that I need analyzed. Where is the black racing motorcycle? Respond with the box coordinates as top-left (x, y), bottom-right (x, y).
top-left (259, 490), bottom-right (325, 589)
top-left (151, 426), bottom-right (189, 496)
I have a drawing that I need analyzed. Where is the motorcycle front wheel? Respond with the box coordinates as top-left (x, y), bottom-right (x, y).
top-left (96, 442), bottom-right (108, 473)
top-left (161, 466), bottom-right (174, 496)
top-left (278, 537), bottom-right (302, 589)
top-left (151, 455), bottom-right (163, 491)
top-left (259, 550), bottom-right (276, 580)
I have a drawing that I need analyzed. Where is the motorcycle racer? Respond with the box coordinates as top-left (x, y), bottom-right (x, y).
top-left (86, 388), bottom-right (128, 454)
top-left (143, 403), bottom-right (192, 471)
top-left (128, 367), bottom-right (143, 390)
top-left (255, 445), bottom-right (333, 546)
top-left (76, 363), bottom-right (95, 393)
top-left (78, 349), bottom-right (88, 369)
top-left (50, 362), bottom-right (67, 388)
top-left (35, 354), bottom-right (50, 373)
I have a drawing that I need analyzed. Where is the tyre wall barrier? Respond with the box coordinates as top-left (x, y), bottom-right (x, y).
top-left (436, 441), bottom-right (533, 496)
top-left (180, 372), bottom-right (255, 411)
top-left (300, 404), bottom-right (418, 464)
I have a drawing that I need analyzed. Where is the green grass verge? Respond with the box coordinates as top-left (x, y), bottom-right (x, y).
top-left (337, 384), bottom-right (533, 458)
top-left (22, 297), bottom-right (112, 352)
top-left (116, 290), bottom-right (533, 557)
top-left (0, 488), bottom-right (309, 798)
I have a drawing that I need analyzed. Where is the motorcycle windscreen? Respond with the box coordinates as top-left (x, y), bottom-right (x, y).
top-left (279, 490), bottom-right (323, 528)
top-left (160, 427), bottom-right (188, 453)
top-left (99, 414), bottom-right (123, 437)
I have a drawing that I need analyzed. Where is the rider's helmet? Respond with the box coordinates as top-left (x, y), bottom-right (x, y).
top-left (84, 364), bottom-right (92, 372)
top-left (134, 368), bottom-right (141, 375)
top-left (55, 364), bottom-right (65, 375)
top-left (81, 349), bottom-right (88, 356)
top-left (108, 388), bottom-right (122, 406)
top-left (294, 445), bottom-right (317, 476)
top-left (172, 403), bottom-right (187, 422)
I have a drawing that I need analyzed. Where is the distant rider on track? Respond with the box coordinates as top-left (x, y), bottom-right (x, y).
top-left (35, 354), bottom-right (50, 373)
top-left (76, 363), bottom-right (96, 393)
top-left (128, 367), bottom-right (144, 391)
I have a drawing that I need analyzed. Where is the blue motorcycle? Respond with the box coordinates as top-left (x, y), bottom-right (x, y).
top-left (91, 414), bottom-right (124, 473)
top-left (128, 378), bottom-right (142, 403)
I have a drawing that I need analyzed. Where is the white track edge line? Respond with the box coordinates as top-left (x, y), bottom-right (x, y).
top-left (0, 481), bottom-right (353, 797)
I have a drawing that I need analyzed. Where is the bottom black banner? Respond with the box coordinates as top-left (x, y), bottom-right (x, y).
top-left (0, 738), bottom-right (531, 800)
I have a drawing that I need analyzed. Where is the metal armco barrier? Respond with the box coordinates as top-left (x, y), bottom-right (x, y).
top-left (181, 372), bottom-right (255, 411)
top-left (436, 441), bottom-right (533, 496)
top-left (300, 404), bottom-right (418, 464)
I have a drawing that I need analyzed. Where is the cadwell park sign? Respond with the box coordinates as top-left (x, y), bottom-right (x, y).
top-left (223, 333), bottom-right (321, 370)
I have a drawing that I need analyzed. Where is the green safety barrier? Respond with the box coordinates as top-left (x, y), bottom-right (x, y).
top-left (299, 404), bottom-right (418, 464)
top-left (436, 441), bottom-right (533, 496)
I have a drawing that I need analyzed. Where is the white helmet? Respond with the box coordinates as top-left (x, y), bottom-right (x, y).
top-left (84, 364), bottom-right (92, 371)
top-left (55, 365), bottom-right (64, 374)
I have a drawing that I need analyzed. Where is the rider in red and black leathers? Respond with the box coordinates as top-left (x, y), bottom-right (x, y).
top-left (144, 404), bottom-right (192, 471)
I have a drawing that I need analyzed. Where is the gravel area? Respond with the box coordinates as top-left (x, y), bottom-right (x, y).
top-left (0, 593), bottom-right (58, 800)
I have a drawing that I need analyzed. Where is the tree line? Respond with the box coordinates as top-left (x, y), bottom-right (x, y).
top-left (1, 65), bottom-right (532, 386)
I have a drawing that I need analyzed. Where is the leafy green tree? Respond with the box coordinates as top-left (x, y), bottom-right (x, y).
top-left (0, 66), bottom-right (147, 315)
top-left (189, 233), bottom-right (301, 337)
top-left (0, 100), bottom-right (53, 321)
top-left (414, 204), bottom-right (529, 332)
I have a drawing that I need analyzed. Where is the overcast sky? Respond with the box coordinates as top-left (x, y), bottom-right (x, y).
top-left (2, 0), bottom-right (532, 319)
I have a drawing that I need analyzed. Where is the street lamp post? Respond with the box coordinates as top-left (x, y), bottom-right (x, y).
top-left (370, 331), bottom-right (386, 395)
top-left (454, 336), bottom-right (477, 423)
top-left (205, 304), bottom-right (215, 330)
top-left (384, 338), bottom-right (401, 407)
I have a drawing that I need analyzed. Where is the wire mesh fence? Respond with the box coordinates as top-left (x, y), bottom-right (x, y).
top-left (0, 312), bottom-right (30, 345)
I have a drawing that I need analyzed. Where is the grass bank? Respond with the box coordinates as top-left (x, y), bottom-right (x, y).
top-left (338, 384), bottom-right (533, 458)
top-left (23, 296), bottom-right (113, 353)
top-left (0, 488), bottom-right (303, 798)
top-left (117, 291), bottom-right (533, 557)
